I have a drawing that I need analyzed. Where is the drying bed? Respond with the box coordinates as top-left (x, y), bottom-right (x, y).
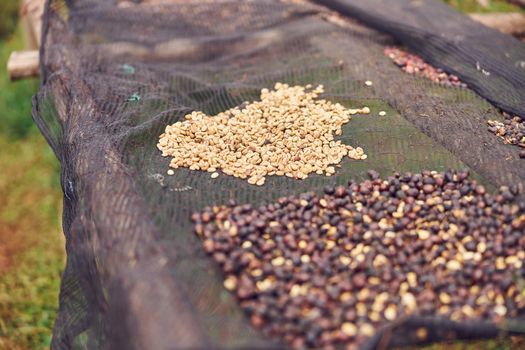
top-left (33, 0), bottom-right (525, 348)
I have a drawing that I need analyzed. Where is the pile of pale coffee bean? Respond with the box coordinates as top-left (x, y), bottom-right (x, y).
top-left (158, 83), bottom-right (369, 185)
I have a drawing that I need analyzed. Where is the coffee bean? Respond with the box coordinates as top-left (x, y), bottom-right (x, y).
top-left (385, 47), bottom-right (467, 88)
top-left (487, 112), bottom-right (525, 157)
top-left (193, 169), bottom-right (525, 349)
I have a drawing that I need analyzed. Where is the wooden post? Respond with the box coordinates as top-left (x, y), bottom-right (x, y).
top-left (20, 0), bottom-right (45, 49)
top-left (6, 0), bottom-right (44, 81)
top-left (469, 12), bottom-right (525, 35)
top-left (7, 50), bottom-right (40, 81)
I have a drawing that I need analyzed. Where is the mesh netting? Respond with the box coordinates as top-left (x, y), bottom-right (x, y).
top-left (315, 0), bottom-right (525, 120)
top-left (32, 0), bottom-right (525, 348)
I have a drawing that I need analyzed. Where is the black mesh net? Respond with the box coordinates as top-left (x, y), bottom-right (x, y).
top-left (32, 0), bottom-right (525, 348)
top-left (315, 0), bottom-right (525, 120)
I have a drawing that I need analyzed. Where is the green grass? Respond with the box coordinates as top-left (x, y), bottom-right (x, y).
top-left (0, 137), bottom-right (63, 350)
top-left (0, 26), bottom-right (40, 139)
top-left (443, 0), bottom-right (523, 13)
top-left (0, 0), bottom-right (19, 40)
top-left (0, 11), bottom-right (64, 350)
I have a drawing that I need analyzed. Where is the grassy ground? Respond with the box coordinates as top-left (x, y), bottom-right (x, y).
top-left (0, 1), bottom-right (19, 40)
top-left (0, 13), bottom-right (64, 350)
top-left (443, 0), bottom-right (523, 12)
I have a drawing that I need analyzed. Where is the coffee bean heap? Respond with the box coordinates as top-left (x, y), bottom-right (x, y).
top-left (384, 47), bottom-right (467, 88)
top-left (487, 113), bottom-right (525, 159)
top-left (158, 83), bottom-right (368, 186)
top-left (192, 170), bottom-right (525, 349)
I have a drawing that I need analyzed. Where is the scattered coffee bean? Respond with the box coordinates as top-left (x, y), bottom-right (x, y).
top-left (384, 47), bottom-right (467, 88)
top-left (487, 113), bottom-right (525, 158)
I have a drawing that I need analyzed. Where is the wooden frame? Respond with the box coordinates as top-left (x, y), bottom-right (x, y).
top-left (7, 0), bottom-right (44, 81)
top-left (6, 0), bottom-right (525, 81)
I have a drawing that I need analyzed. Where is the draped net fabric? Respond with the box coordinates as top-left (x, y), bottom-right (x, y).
top-left (33, 0), bottom-right (525, 348)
